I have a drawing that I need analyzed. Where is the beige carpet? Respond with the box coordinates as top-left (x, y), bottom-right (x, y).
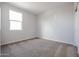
top-left (1, 39), bottom-right (78, 57)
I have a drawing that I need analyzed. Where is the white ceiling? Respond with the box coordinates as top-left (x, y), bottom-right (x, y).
top-left (7, 2), bottom-right (73, 15)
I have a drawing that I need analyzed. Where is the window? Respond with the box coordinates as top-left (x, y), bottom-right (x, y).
top-left (9, 10), bottom-right (22, 30)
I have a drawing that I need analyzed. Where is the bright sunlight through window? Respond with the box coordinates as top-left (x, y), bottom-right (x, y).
top-left (9, 10), bottom-right (22, 30)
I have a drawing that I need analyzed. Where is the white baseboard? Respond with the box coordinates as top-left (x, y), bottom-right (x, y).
top-left (1, 37), bottom-right (38, 46)
top-left (40, 37), bottom-right (76, 47)
top-left (1, 36), bottom-right (77, 48)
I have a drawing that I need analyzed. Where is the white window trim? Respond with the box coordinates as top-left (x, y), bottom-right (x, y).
top-left (9, 9), bottom-right (23, 30)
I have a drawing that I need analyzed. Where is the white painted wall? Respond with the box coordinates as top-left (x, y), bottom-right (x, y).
top-left (1, 3), bottom-right (75, 46)
top-left (0, 5), bottom-right (1, 45)
top-left (1, 3), bottom-right (37, 45)
top-left (75, 3), bottom-right (79, 54)
top-left (37, 4), bottom-right (75, 45)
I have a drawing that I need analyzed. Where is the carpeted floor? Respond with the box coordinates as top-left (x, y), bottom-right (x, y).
top-left (1, 38), bottom-right (78, 57)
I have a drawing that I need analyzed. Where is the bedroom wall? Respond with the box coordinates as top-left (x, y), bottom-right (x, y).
top-left (0, 5), bottom-right (1, 45)
top-left (37, 4), bottom-right (75, 45)
top-left (1, 3), bottom-right (37, 45)
top-left (75, 3), bottom-right (79, 54)
top-left (1, 3), bottom-right (75, 46)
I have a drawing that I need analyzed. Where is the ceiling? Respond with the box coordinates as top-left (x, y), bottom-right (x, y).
top-left (7, 2), bottom-right (74, 15)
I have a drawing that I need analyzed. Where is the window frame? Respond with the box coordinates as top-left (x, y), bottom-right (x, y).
top-left (9, 9), bottom-right (23, 30)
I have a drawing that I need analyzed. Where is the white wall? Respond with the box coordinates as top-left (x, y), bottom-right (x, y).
top-left (1, 3), bottom-right (75, 46)
top-left (1, 3), bottom-right (37, 45)
top-left (75, 3), bottom-right (79, 53)
top-left (37, 4), bottom-right (75, 45)
top-left (0, 5), bottom-right (1, 45)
